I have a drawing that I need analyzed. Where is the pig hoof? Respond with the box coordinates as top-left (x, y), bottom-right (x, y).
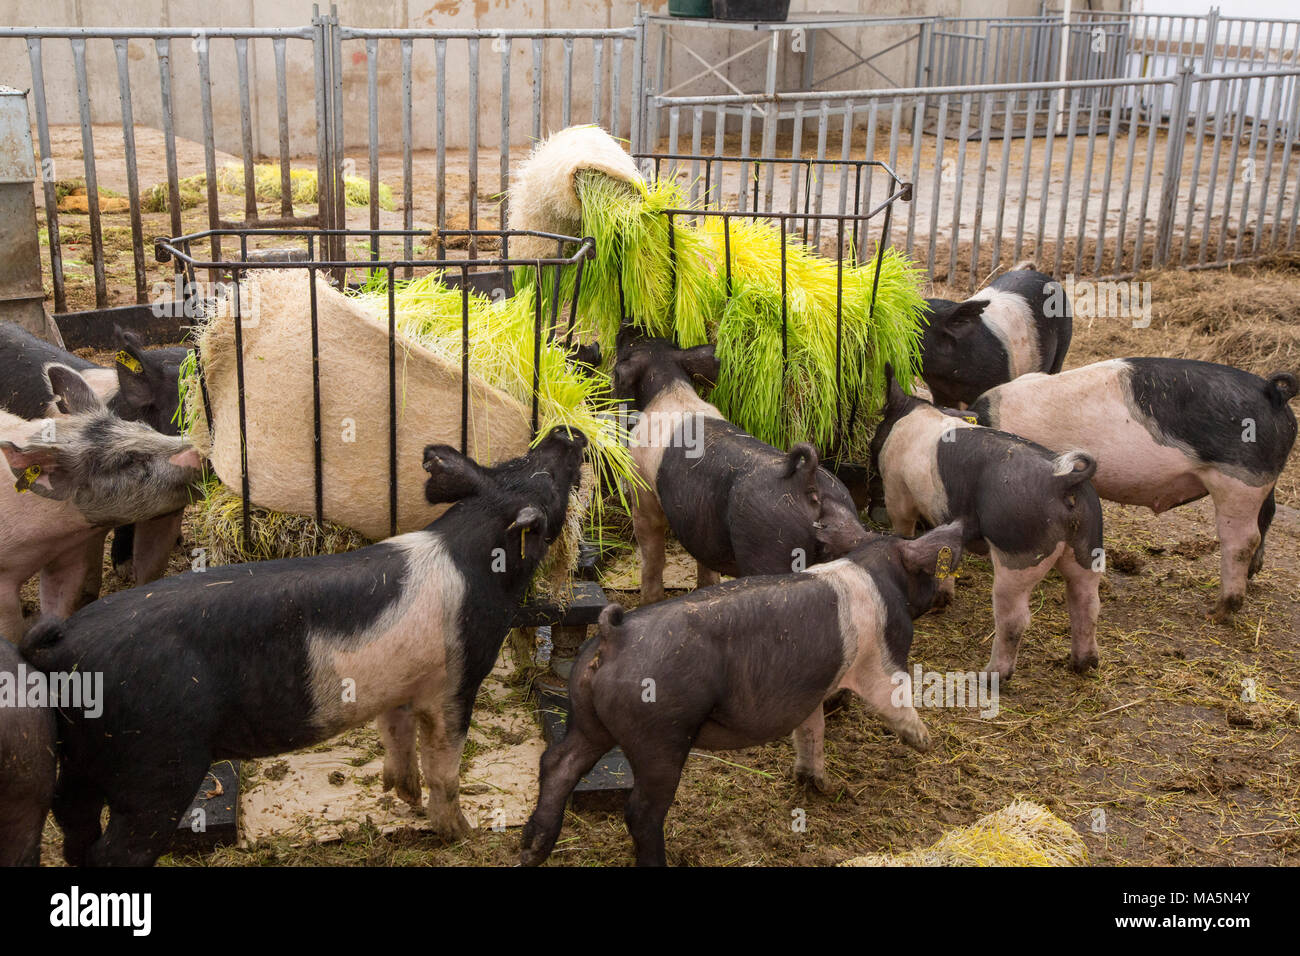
top-left (931, 590), bottom-right (953, 612)
top-left (793, 767), bottom-right (830, 794)
top-left (382, 767), bottom-right (423, 809)
top-left (1070, 653), bottom-right (1099, 674)
top-left (983, 666), bottom-right (1014, 685)
top-left (901, 724), bottom-right (933, 753)
top-left (428, 808), bottom-right (472, 843)
top-left (1213, 595), bottom-right (1243, 623)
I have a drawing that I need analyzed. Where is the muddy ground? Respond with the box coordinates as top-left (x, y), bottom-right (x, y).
top-left (28, 248), bottom-right (1300, 869)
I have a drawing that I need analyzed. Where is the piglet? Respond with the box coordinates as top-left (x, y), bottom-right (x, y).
top-left (0, 322), bottom-right (191, 586)
top-left (520, 522), bottom-right (964, 867)
top-left (0, 638), bottom-right (55, 866)
top-left (973, 358), bottom-right (1298, 620)
top-left (1, 366), bottom-right (202, 643)
top-left (872, 366), bottom-right (1103, 679)
top-left (21, 426), bottom-right (586, 866)
top-left (614, 331), bottom-right (869, 603)
top-left (920, 265), bottom-right (1071, 408)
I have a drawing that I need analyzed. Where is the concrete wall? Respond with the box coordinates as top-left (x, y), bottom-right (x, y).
top-left (1, 0), bottom-right (1132, 157)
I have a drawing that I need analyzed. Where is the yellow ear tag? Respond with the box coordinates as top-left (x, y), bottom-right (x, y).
top-left (116, 351), bottom-right (143, 374)
top-left (935, 545), bottom-right (954, 580)
top-left (963, 415), bottom-right (978, 425)
top-left (15, 464), bottom-right (41, 493)
top-left (520, 526), bottom-right (528, 560)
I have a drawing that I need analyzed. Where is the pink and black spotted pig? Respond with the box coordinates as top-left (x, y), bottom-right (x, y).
top-left (521, 522), bottom-right (965, 867)
top-left (872, 366), bottom-right (1103, 679)
top-left (920, 265), bottom-right (1072, 409)
top-left (614, 331), bottom-right (870, 604)
top-left (972, 358), bottom-right (1297, 621)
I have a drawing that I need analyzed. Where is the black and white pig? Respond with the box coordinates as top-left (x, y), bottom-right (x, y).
top-left (1, 366), bottom-right (202, 643)
top-left (872, 367), bottom-right (1103, 679)
top-left (614, 332), bottom-right (869, 603)
top-left (972, 358), bottom-right (1298, 621)
top-left (0, 322), bottom-right (191, 586)
top-left (520, 522), bottom-right (964, 867)
top-left (0, 638), bottom-right (56, 866)
top-left (21, 426), bottom-right (587, 866)
top-left (920, 266), bottom-right (1072, 408)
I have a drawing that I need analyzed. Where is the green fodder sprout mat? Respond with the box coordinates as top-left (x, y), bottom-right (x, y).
top-left (518, 162), bottom-right (928, 460)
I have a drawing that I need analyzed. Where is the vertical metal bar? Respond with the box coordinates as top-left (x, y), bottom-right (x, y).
top-left (1216, 76), bottom-right (1252, 263)
top-left (1200, 73), bottom-right (1233, 266)
top-left (907, 94), bottom-right (925, 256)
top-left (232, 274), bottom-right (251, 547)
top-left (71, 38), bottom-right (107, 308)
top-left (403, 38), bottom-right (415, 274)
top-left (690, 107), bottom-right (703, 205)
top-left (668, 106), bottom-right (681, 156)
top-left (1155, 67), bottom-right (1192, 267)
top-left (26, 38), bottom-right (65, 313)
top-left (1271, 75), bottom-right (1300, 248)
top-left (499, 36), bottom-right (510, 259)
top-left (1253, 72), bottom-right (1285, 255)
top-left (928, 94), bottom-right (948, 274)
top-left (236, 38), bottom-right (258, 222)
top-left (1132, 78), bottom-right (1163, 271)
top-left (789, 101), bottom-right (805, 216)
top-left (739, 105), bottom-right (753, 215)
top-left (461, 268), bottom-right (470, 454)
top-left (331, 15), bottom-right (346, 269)
top-left (312, 16), bottom-right (334, 249)
top-left (1013, 89), bottom-right (1037, 262)
top-left (1113, 79), bottom-right (1142, 274)
top-left (1035, 87), bottom-right (1060, 270)
top-left (195, 37), bottom-right (222, 280)
top-left (592, 37), bottom-right (604, 126)
top-left (1096, 80), bottom-right (1123, 273)
top-left (532, 39), bottom-right (543, 144)
top-left (367, 37), bottom-right (380, 262)
top-left (812, 100), bottom-right (829, 247)
top-left (468, 37), bottom-right (480, 258)
top-left (971, 91), bottom-right (993, 289)
top-left (611, 36), bottom-right (625, 139)
top-left (389, 267), bottom-right (398, 538)
top-left (837, 100), bottom-right (855, 225)
top-left (112, 38), bottom-right (147, 304)
top-left (1073, 91), bottom-right (1099, 276)
top-left (275, 37), bottom-right (292, 219)
top-left (309, 268), bottom-right (324, 524)
top-left (1053, 87), bottom-right (1080, 278)
top-left (949, 94), bottom-right (971, 285)
top-left (1235, 65), bottom-right (1271, 260)
top-left (992, 90), bottom-right (1015, 274)
top-left (436, 38), bottom-right (448, 257)
top-left (562, 37), bottom-right (574, 128)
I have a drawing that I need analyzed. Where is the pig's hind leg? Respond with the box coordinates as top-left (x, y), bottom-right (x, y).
top-left (520, 719), bottom-right (613, 866)
top-left (619, 736), bottom-right (692, 866)
top-left (1249, 486), bottom-right (1276, 579)
top-left (985, 547), bottom-right (1059, 682)
top-left (1057, 548), bottom-right (1101, 673)
top-left (378, 706), bottom-right (422, 808)
top-left (791, 704), bottom-right (828, 792)
top-left (90, 755), bottom-right (214, 866)
top-left (1205, 475), bottom-right (1269, 621)
top-left (51, 769), bottom-right (105, 866)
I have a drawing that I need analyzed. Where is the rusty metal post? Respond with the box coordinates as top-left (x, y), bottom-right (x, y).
top-left (0, 87), bottom-right (60, 345)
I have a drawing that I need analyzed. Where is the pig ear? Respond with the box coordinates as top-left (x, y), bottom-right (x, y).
top-left (898, 521), bottom-right (966, 579)
top-left (114, 331), bottom-right (156, 412)
top-left (783, 442), bottom-right (820, 495)
top-left (0, 441), bottom-right (67, 499)
top-left (611, 350), bottom-right (649, 398)
top-left (45, 365), bottom-right (102, 416)
top-left (507, 505), bottom-right (550, 561)
top-left (945, 300), bottom-right (988, 331)
top-left (678, 344), bottom-right (720, 389)
top-left (422, 444), bottom-right (491, 504)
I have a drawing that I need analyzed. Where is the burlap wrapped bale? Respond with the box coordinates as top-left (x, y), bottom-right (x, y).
top-left (840, 801), bottom-right (1088, 867)
top-left (507, 124), bottom-right (644, 260)
top-left (190, 269), bottom-right (534, 541)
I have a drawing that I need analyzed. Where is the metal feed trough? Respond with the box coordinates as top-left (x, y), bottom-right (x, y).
top-left (636, 151), bottom-right (911, 468)
top-left (153, 226), bottom-right (595, 547)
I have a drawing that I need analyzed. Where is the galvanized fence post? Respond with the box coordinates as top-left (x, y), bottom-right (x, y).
top-left (1154, 62), bottom-right (1194, 268)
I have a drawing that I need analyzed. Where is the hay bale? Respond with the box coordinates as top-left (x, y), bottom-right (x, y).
top-left (189, 269), bottom-right (534, 542)
top-left (507, 124), bottom-right (643, 260)
top-left (840, 801), bottom-right (1088, 867)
